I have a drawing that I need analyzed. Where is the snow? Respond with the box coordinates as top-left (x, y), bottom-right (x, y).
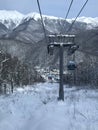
top-left (0, 10), bottom-right (24, 28)
top-left (67, 16), bottom-right (98, 29)
top-left (76, 16), bottom-right (98, 25)
top-left (25, 12), bottom-right (98, 28)
top-left (25, 12), bottom-right (63, 21)
top-left (0, 83), bottom-right (98, 130)
top-left (0, 10), bottom-right (98, 29)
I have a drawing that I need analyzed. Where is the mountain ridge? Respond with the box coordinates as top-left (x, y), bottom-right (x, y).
top-left (0, 10), bottom-right (98, 68)
top-left (0, 10), bottom-right (98, 29)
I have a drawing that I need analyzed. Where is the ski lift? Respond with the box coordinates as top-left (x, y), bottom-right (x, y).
top-left (67, 45), bottom-right (79, 56)
top-left (48, 44), bottom-right (54, 55)
top-left (67, 60), bottom-right (77, 70)
top-left (67, 44), bottom-right (79, 70)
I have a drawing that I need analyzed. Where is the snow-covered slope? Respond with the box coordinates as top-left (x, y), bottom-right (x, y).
top-left (0, 83), bottom-right (98, 130)
top-left (25, 12), bottom-right (63, 21)
top-left (0, 10), bottom-right (24, 29)
top-left (77, 17), bottom-right (98, 24)
top-left (23, 12), bottom-right (98, 28)
top-left (67, 16), bottom-right (98, 29)
top-left (0, 10), bottom-right (98, 30)
top-left (25, 12), bottom-right (98, 27)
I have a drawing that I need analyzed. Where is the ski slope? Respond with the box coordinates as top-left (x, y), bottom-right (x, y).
top-left (0, 83), bottom-right (98, 130)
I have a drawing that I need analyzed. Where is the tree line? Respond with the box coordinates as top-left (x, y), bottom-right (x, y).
top-left (0, 50), bottom-right (44, 94)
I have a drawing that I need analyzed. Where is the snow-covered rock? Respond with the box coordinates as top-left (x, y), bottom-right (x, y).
top-left (67, 16), bottom-right (98, 29)
top-left (0, 10), bottom-right (98, 30)
top-left (24, 12), bottom-right (63, 21)
top-left (0, 10), bottom-right (24, 29)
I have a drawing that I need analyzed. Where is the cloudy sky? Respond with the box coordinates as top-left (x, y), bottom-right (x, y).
top-left (0, 0), bottom-right (98, 18)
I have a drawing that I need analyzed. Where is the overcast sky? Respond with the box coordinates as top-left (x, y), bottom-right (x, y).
top-left (0, 0), bottom-right (98, 18)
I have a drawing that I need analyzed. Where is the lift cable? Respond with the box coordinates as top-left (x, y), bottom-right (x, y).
top-left (36, 0), bottom-right (47, 42)
top-left (63, 0), bottom-right (88, 85)
top-left (36, 0), bottom-right (93, 57)
top-left (66, 0), bottom-right (89, 33)
top-left (64, 0), bottom-right (74, 68)
top-left (65, 0), bottom-right (74, 19)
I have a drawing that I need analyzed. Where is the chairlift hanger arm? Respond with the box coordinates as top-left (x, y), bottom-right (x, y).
top-left (47, 34), bottom-right (75, 42)
top-left (48, 43), bottom-right (75, 47)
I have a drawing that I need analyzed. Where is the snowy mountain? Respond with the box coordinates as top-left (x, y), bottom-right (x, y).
top-left (24, 12), bottom-right (98, 28)
top-left (67, 16), bottom-right (98, 29)
top-left (76, 16), bottom-right (98, 25)
top-left (23, 12), bottom-right (98, 31)
top-left (0, 10), bottom-right (98, 67)
top-left (24, 12), bottom-right (62, 21)
top-left (0, 10), bottom-right (24, 29)
top-left (0, 10), bottom-right (98, 30)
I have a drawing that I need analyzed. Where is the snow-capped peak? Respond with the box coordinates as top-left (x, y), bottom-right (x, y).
top-left (25, 12), bottom-right (98, 25)
top-left (76, 16), bottom-right (98, 25)
top-left (0, 10), bottom-right (24, 29)
top-left (24, 12), bottom-right (63, 21)
top-left (67, 16), bottom-right (98, 28)
top-left (25, 13), bottom-right (98, 29)
top-left (0, 10), bottom-right (98, 30)
top-left (0, 10), bottom-right (24, 20)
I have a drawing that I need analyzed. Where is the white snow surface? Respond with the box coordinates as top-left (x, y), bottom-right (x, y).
top-left (76, 16), bottom-right (98, 24)
top-left (67, 16), bottom-right (98, 29)
top-left (25, 13), bottom-right (98, 28)
top-left (0, 83), bottom-right (98, 130)
top-left (25, 12), bottom-right (63, 21)
top-left (0, 10), bottom-right (98, 29)
top-left (0, 10), bottom-right (24, 28)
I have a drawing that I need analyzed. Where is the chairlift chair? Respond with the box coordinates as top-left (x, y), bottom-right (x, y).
top-left (67, 45), bottom-right (79, 56)
top-left (67, 60), bottom-right (77, 70)
top-left (48, 44), bottom-right (54, 55)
